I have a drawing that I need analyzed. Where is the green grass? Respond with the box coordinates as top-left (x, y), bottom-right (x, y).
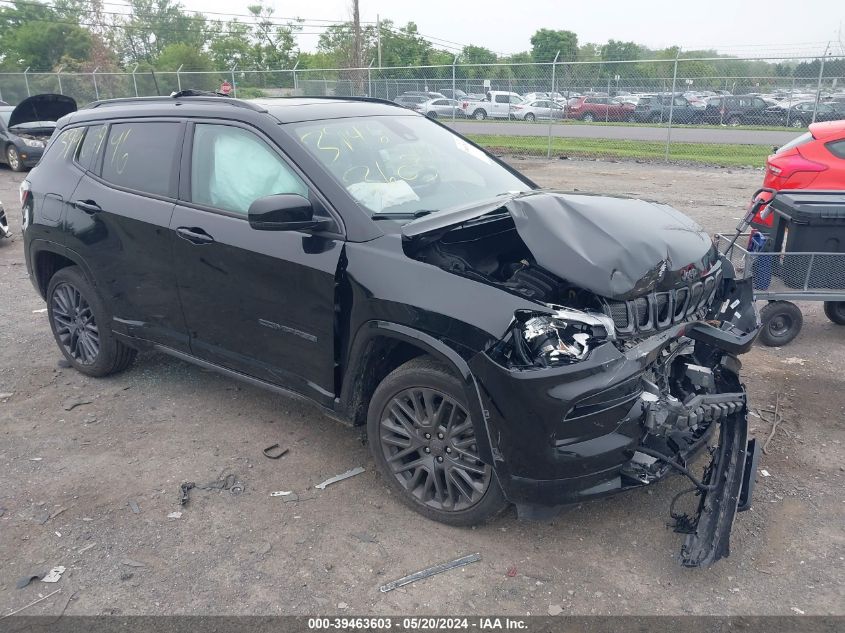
top-left (465, 134), bottom-right (770, 167)
top-left (451, 117), bottom-right (795, 133)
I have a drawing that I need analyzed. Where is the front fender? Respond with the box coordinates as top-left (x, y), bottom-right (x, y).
top-left (341, 320), bottom-right (496, 465)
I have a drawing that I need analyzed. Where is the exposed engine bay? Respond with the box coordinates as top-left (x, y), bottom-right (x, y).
top-left (404, 193), bottom-right (761, 567)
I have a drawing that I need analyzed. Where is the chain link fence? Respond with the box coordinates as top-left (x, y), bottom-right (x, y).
top-left (2, 54), bottom-right (843, 167)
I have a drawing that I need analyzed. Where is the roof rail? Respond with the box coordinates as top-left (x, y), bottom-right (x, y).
top-left (86, 92), bottom-right (266, 112)
top-left (260, 94), bottom-right (405, 109)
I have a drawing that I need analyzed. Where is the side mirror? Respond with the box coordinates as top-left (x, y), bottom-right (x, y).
top-left (247, 194), bottom-right (326, 232)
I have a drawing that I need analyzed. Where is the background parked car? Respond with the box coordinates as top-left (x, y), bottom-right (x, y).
top-left (567, 96), bottom-right (636, 122)
top-left (439, 88), bottom-right (467, 101)
top-left (419, 98), bottom-right (464, 118)
top-left (510, 98), bottom-right (565, 121)
top-left (763, 120), bottom-right (845, 191)
top-left (1, 94), bottom-right (77, 171)
top-left (632, 94), bottom-right (703, 124)
top-left (460, 91), bottom-right (522, 119)
top-left (0, 198), bottom-right (10, 239)
top-left (702, 95), bottom-right (778, 126)
top-left (394, 91), bottom-right (444, 110)
top-left (767, 101), bottom-right (841, 128)
top-left (393, 94), bottom-right (427, 110)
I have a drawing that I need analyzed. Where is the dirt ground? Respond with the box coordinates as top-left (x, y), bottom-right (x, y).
top-left (0, 158), bottom-right (843, 617)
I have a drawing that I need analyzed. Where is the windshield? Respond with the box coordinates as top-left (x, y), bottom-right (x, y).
top-left (292, 115), bottom-right (530, 216)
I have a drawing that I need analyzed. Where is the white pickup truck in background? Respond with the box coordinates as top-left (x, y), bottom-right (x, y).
top-left (460, 91), bottom-right (523, 119)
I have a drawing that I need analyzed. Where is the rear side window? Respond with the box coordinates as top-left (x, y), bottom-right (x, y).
top-left (190, 124), bottom-right (308, 215)
top-left (101, 122), bottom-right (181, 197)
top-left (76, 124), bottom-right (106, 171)
top-left (776, 131), bottom-right (814, 155)
top-left (494, 94), bottom-right (509, 103)
top-left (39, 127), bottom-right (84, 166)
top-left (826, 140), bottom-right (845, 159)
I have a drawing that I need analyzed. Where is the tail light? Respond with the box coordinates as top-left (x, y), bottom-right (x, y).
top-left (19, 179), bottom-right (31, 207)
top-left (767, 152), bottom-right (828, 181)
top-left (513, 105), bottom-right (523, 110)
top-left (462, 101), bottom-right (468, 109)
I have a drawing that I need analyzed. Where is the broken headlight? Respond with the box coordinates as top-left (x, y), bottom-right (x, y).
top-left (511, 307), bottom-right (615, 367)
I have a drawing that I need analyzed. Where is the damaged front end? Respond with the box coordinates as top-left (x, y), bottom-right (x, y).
top-left (403, 191), bottom-right (761, 566)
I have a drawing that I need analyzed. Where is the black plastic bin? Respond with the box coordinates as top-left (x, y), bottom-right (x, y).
top-left (768, 191), bottom-right (845, 289)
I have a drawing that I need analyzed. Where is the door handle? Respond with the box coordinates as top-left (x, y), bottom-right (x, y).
top-left (176, 226), bottom-right (215, 245)
top-left (72, 199), bottom-right (102, 214)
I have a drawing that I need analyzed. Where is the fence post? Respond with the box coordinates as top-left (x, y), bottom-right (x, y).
top-left (547, 51), bottom-right (560, 159)
top-left (452, 55), bottom-right (458, 123)
top-left (92, 66), bottom-right (100, 100)
top-left (230, 64), bottom-right (237, 98)
top-left (664, 50), bottom-right (680, 161)
top-left (812, 42), bottom-right (830, 124)
top-left (56, 66), bottom-right (64, 95)
top-left (131, 63), bottom-right (139, 96)
top-left (176, 64), bottom-right (183, 92)
top-left (785, 75), bottom-right (795, 127)
top-left (23, 67), bottom-right (31, 97)
top-left (368, 59), bottom-right (374, 97)
top-left (291, 59), bottom-right (298, 95)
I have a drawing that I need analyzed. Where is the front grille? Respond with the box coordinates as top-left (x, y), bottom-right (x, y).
top-left (604, 268), bottom-right (722, 338)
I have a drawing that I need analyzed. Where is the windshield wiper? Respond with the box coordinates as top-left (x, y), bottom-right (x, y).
top-left (372, 210), bottom-right (434, 220)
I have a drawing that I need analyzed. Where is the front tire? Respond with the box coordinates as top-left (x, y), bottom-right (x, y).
top-left (6, 145), bottom-right (23, 172)
top-left (581, 113), bottom-right (595, 122)
top-left (367, 357), bottom-right (508, 526)
top-left (46, 266), bottom-right (137, 377)
top-left (758, 301), bottom-right (803, 346)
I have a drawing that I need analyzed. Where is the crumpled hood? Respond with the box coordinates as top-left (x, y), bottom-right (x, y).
top-left (403, 190), bottom-right (718, 301)
top-left (8, 94), bottom-right (76, 128)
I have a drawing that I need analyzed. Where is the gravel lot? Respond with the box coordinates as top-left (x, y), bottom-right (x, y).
top-left (0, 159), bottom-right (843, 617)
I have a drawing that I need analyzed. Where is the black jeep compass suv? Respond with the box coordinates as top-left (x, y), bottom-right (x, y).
top-left (22, 93), bottom-right (760, 566)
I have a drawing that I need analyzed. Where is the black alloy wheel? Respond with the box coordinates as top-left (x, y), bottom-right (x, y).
top-left (367, 358), bottom-right (507, 525)
top-left (379, 386), bottom-right (489, 511)
top-left (51, 281), bottom-right (100, 365)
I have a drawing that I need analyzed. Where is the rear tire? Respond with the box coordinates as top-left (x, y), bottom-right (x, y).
top-left (426, 111), bottom-right (438, 119)
top-left (758, 301), bottom-right (803, 347)
top-left (367, 357), bottom-right (508, 526)
top-left (727, 116), bottom-right (741, 126)
top-left (46, 266), bottom-right (137, 377)
top-left (524, 113), bottom-right (535, 122)
top-left (790, 118), bottom-right (804, 128)
top-left (472, 109), bottom-right (486, 120)
top-left (823, 301), bottom-right (845, 325)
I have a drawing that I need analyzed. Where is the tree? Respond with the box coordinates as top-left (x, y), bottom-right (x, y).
top-left (0, 1), bottom-right (91, 70)
top-left (601, 40), bottom-right (641, 62)
top-left (530, 29), bottom-right (577, 63)
top-left (245, 2), bottom-right (301, 69)
top-left (460, 45), bottom-right (497, 66)
top-left (118, 0), bottom-right (208, 65)
top-left (155, 42), bottom-right (212, 71)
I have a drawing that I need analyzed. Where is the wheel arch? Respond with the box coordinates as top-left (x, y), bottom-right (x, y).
top-left (340, 320), bottom-right (495, 464)
top-left (29, 243), bottom-right (99, 299)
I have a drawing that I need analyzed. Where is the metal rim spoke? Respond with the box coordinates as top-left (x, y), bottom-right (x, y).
top-left (51, 282), bottom-right (99, 366)
top-left (379, 386), bottom-right (490, 512)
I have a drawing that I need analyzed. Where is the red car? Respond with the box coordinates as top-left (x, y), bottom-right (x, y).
top-left (751, 120), bottom-right (845, 227)
top-left (566, 96), bottom-right (635, 122)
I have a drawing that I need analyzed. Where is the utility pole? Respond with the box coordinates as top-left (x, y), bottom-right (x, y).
top-left (376, 14), bottom-right (382, 68)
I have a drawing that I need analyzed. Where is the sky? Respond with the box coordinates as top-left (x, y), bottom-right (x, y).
top-left (190, 0), bottom-right (845, 58)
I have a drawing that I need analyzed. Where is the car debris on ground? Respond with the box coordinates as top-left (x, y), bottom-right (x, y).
top-left (62, 397), bottom-right (92, 411)
top-left (315, 466), bottom-right (365, 490)
top-left (262, 443), bottom-right (288, 459)
top-left (179, 473), bottom-right (244, 505)
top-left (379, 553), bottom-right (481, 593)
top-left (41, 566), bottom-right (66, 583)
